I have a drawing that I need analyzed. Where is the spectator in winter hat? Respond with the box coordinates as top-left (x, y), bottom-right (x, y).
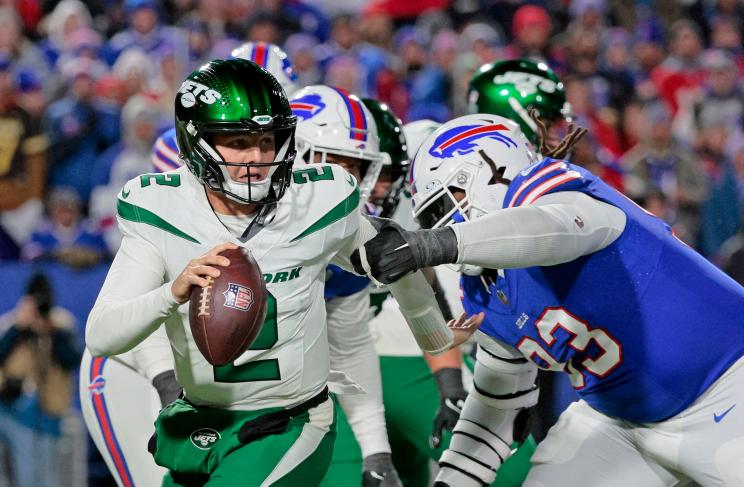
top-left (458, 21), bottom-right (502, 65)
top-left (22, 187), bottom-right (108, 266)
top-left (692, 50), bottom-right (743, 135)
top-left (0, 7), bottom-right (55, 98)
top-left (38, 0), bottom-right (94, 66)
top-left (708, 15), bottom-right (744, 71)
top-left (112, 47), bottom-right (156, 99)
top-left (503, 5), bottom-right (562, 70)
top-left (43, 57), bottom-right (111, 203)
top-left (622, 101), bottom-right (708, 245)
top-left (600, 28), bottom-right (637, 113)
top-left (105, 0), bottom-right (183, 65)
top-left (633, 17), bottom-right (666, 79)
top-left (16, 70), bottom-right (46, 119)
top-left (652, 19), bottom-right (706, 114)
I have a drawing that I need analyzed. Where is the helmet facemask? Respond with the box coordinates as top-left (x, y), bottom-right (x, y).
top-left (410, 114), bottom-right (538, 274)
top-left (183, 119), bottom-right (296, 205)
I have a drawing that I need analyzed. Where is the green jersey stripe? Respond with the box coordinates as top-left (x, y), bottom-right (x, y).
top-left (291, 187), bottom-right (360, 242)
top-left (117, 199), bottom-right (201, 244)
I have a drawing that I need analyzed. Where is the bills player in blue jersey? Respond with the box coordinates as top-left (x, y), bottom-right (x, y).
top-left (352, 112), bottom-right (744, 487)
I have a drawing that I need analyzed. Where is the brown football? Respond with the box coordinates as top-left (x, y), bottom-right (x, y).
top-left (189, 247), bottom-right (268, 366)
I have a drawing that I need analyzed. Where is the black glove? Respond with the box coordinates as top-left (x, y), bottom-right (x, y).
top-left (152, 370), bottom-right (182, 407)
top-left (351, 217), bottom-right (459, 285)
top-left (362, 452), bottom-right (402, 487)
top-left (430, 368), bottom-right (467, 449)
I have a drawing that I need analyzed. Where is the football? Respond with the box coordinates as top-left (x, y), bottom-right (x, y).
top-left (189, 247), bottom-right (268, 366)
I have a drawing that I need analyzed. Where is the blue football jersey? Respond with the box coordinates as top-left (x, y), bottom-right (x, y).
top-left (461, 158), bottom-right (744, 423)
top-left (324, 264), bottom-right (369, 300)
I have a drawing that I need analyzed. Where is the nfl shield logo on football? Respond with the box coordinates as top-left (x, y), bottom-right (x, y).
top-left (223, 283), bottom-right (254, 312)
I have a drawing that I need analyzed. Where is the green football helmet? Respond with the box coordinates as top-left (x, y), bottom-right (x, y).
top-left (361, 98), bottom-right (408, 217)
top-left (467, 59), bottom-right (570, 144)
top-left (175, 58), bottom-right (298, 205)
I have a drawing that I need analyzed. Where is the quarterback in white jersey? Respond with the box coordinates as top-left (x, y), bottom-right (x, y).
top-left (83, 44), bottom-right (301, 487)
top-left (85, 60), bottom-right (473, 486)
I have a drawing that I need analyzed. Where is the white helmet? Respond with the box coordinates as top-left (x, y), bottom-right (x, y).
top-left (411, 113), bottom-right (537, 230)
top-left (291, 85), bottom-right (384, 202)
top-left (231, 42), bottom-right (299, 96)
top-left (403, 120), bottom-right (442, 161)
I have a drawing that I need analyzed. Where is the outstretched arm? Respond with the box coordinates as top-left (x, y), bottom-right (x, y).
top-left (353, 191), bottom-right (626, 284)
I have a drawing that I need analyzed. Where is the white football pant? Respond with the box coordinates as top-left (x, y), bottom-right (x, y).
top-left (525, 356), bottom-right (744, 487)
top-left (80, 349), bottom-right (166, 487)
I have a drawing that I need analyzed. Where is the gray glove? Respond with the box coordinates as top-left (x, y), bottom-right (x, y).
top-left (351, 217), bottom-right (459, 285)
top-left (362, 452), bottom-right (402, 487)
top-left (152, 370), bottom-right (181, 407)
top-left (430, 368), bottom-right (467, 449)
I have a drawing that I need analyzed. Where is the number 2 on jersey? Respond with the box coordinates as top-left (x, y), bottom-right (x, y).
top-left (213, 292), bottom-right (280, 382)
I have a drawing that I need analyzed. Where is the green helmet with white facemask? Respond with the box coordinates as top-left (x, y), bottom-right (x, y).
top-left (467, 59), bottom-right (570, 145)
top-left (175, 58), bottom-right (298, 205)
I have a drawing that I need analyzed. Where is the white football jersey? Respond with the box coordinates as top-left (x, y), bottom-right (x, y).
top-left (116, 163), bottom-right (362, 409)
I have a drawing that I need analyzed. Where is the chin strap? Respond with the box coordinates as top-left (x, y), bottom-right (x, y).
top-left (239, 200), bottom-right (277, 242)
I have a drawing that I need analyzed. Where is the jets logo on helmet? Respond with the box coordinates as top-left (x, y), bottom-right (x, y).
top-left (178, 80), bottom-right (222, 107)
top-left (492, 72), bottom-right (558, 95)
top-left (429, 124), bottom-right (517, 159)
top-left (468, 59), bottom-right (570, 146)
top-left (290, 94), bottom-right (327, 120)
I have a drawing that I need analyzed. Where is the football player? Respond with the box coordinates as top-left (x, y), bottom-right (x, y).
top-left (468, 59), bottom-right (570, 151)
top-left (85, 59), bottom-right (477, 486)
top-left (80, 42), bottom-right (299, 487)
top-left (150, 81), bottom-right (402, 486)
top-left (366, 113), bottom-right (535, 487)
top-left (352, 112), bottom-right (744, 487)
top-left (289, 84), bottom-right (401, 486)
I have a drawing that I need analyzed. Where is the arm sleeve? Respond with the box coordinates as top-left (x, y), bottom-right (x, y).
top-left (326, 288), bottom-right (391, 457)
top-left (85, 235), bottom-right (180, 356)
top-left (334, 214), bottom-right (454, 353)
top-left (452, 191), bottom-right (626, 269)
top-left (130, 325), bottom-right (174, 382)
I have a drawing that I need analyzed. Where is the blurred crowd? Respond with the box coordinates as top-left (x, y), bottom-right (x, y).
top-left (0, 0), bottom-right (743, 266)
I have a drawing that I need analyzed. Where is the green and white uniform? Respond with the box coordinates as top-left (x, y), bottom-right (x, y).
top-left (88, 163), bottom-right (367, 486)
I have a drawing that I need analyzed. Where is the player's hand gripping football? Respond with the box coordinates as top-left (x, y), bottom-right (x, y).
top-left (351, 217), bottom-right (459, 285)
top-left (171, 243), bottom-right (239, 304)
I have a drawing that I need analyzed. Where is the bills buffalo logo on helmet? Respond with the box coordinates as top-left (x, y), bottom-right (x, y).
top-left (87, 375), bottom-right (106, 395)
top-left (429, 124), bottom-right (518, 159)
top-left (223, 283), bottom-right (254, 312)
top-left (290, 94), bottom-right (326, 120)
